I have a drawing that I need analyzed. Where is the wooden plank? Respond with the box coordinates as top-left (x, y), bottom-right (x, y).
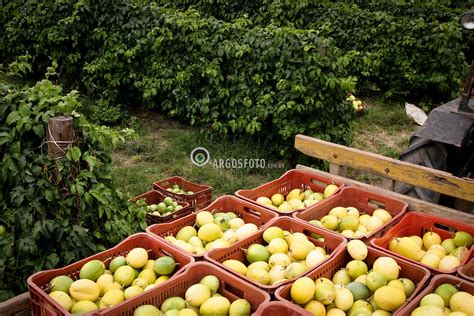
top-left (381, 178), bottom-right (394, 191)
top-left (294, 135), bottom-right (474, 202)
top-left (329, 163), bottom-right (347, 177)
top-left (296, 165), bottom-right (474, 225)
top-left (0, 292), bottom-right (31, 316)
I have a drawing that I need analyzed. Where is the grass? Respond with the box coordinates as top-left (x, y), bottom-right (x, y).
top-left (110, 95), bottom-right (420, 196)
top-left (347, 96), bottom-right (420, 184)
top-left (111, 114), bottom-right (287, 198)
top-left (352, 97), bottom-right (418, 154)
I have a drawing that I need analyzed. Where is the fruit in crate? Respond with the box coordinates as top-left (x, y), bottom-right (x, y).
top-left (410, 282), bottom-right (474, 316)
top-left (307, 206), bottom-right (393, 238)
top-left (256, 185), bottom-right (338, 213)
top-left (166, 183), bottom-right (194, 195)
top-left (164, 211), bottom-right (258, 255)
top-left (289, 240), bottom-right (417, 314)
top-left (146, 196), bottom-right (184, 217)
top-left (222, 226), bottom-right (330, 285)
top-left (133, 274), bottom-right (251, 316)
top-left (45, 248), bottom-right (178, 312)
top-left (389, 231), bottom-right (472, 272)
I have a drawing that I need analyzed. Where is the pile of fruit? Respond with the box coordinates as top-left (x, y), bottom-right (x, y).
top-left (222, 226), bottom-right (329, 286)
top-left (166, 183), bottom-right (194, 195)
top-left (256, 185), bottom-right (338, 213)
top-left (133, 275), bottom-right (251, 316)
top-left (288, 240), bottom-right (417, 315)
top-left (388, 231), bottom-right (473, 272)
top-left (308, 207), bottom-right (393, 238)
top-left (410, 283), bottom-right (473, 316)
top-left (347, 95), bottom-right (364, 112)
top-left (164, 211), bottom-right (258, 255)
top-left (46, 248), bottom-right (177, 313)
top-left (147, 196), bottom-right (185, 217)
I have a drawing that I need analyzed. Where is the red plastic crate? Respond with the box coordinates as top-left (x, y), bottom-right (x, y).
top-left (204, 216), bottom-right (347, 294)
top-left (294, 186), bottom-right (408, 240)
top-left (371, 212), bottom-right (474, 274)
top-left (275, 245), bottom-right (431, 315)
top-left (398, 274), bottom-right (474, 315)
top-left (96, 262), bottom-right (271, 315)
top-left (146, 195), bottom-right (278, 260)
top-left (254, 301), bottom-right (311, 316)
top-left (27, 233), bottom-right (194, 316)
top-left (131, 190), bottom-right (191, 225)
top-left (153, 176), bottom-right (212, 211)
top-left (458, 255), bottom-right (474, 282)
top-left (235, 169), bottom-right (344, 215)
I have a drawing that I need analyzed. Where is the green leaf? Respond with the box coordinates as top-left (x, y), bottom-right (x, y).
top-left (68, 147), bottom-right (81, 162)
top-left (84, 192), bottom-right (93, 206)
top-left (32, 124), bottom-right (45, 138)
top-left (90, 191), bottom-right (108, 205)
top-left (0, 132), bottom-right (10, 145)
top-left (44, 190), bottom-right (53, 202)
top-left (6, 111), bottom-right (19, 125)
top-left (45, 253), bottom-right (60, 269)
top-left (83, 154), bottom-right (97, 172)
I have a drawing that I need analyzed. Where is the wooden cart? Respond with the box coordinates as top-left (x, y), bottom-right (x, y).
top-left (294, 134), bottom-right (473, 224)
top-left (1, 134), bottom-right (472, 315)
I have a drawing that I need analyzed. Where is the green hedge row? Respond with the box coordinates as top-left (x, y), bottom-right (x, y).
top-left (156, 0), bottom-right (471, 102)
top-left (1, 1), bottom-right (356, 156)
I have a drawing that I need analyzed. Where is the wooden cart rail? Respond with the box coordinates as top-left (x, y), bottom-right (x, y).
top-left (296, 165), bottom-right (474, 225)
top-left (0, 292), bottom-right (30, 316)
top-left (295, 134), bottom-right (474, 203)
top-left (294, 134), bottom-right (474, 224)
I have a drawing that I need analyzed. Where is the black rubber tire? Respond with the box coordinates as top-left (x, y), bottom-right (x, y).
top-left (394, 137), bottom-right (448, 203)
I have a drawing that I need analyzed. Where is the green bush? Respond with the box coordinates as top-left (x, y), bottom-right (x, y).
top-left (1, 0), bottom-right (470, 106)
top-left (84, 6), bottom-right (356, 155)
top-left (0, 62), bottom-right (144, 300)
top-left (265, 1), bottom-right (467, 100)
top-left (0, 0), bottom-right (106, 85)
top-left (83, 99), bottom-right (128, 126)
top-left (156, 0), bottom-right (470, 102)
top-left (1, 1), bottom-right (356, 156)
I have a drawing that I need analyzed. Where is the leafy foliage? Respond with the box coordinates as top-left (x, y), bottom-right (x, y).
top-left (157, 0), bottom-right (471, 102)
top-left (0, 62), bottom-right (145, 300)
top-left (0, 0), bottom-right (106, 84)
top-left (85, 7), bottom-right (356, 155)
top-left (1, 1), bottom-right (356, 156)
top-left (263, 1), bottom-right (468, 100)
top-left (82, 99), bottom-right (128, 126)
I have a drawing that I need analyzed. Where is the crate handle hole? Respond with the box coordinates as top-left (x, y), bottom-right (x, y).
top-left (221, 281), bottom-right (245, 299)
top-left (311, 179), bottom-right (327, 187)
top-left (243, 207), bottom-right (262, 218)
top-left (368, 199), bottom-right (385, 209)
top-left (434, 222), bottom-right (457, 233)
top-left (160, 249), bottom-right (177, 259)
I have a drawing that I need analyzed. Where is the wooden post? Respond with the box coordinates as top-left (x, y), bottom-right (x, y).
top-left (47, 116), bottom-right (77, 159)
top-left (381, 178), bottom-right (394, 191)
top-left (329, 163), bottom-right (347, 177)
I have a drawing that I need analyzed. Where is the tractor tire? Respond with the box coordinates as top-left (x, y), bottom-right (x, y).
top-left (394, 137), bottom-right (448, 203)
